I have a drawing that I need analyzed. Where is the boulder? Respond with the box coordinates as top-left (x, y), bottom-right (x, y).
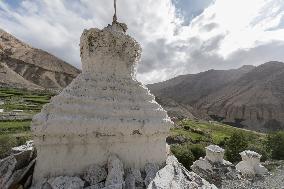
top-left (84, 182), bottom-right (105, 189)
top-left (105, 155), bottom-right (124, 187)
top-left (147, 156), bottom-right (217, 189)
top-left (11, 140), bottom-right (34, 154)
top-left (2, 159), bottom-right (36, 189)
top-left (144, 163), bottom-right (159, 186)
top-left (125, 168), bottom-right (143, 189)
top-left (0, 155), bottom-right (17, 188)
top-left (103, 183), bottom-right (123, 189)
top-left (48, 176), bottom-right (85, 189)
top-left (83, 164), bottom-right (107, 185)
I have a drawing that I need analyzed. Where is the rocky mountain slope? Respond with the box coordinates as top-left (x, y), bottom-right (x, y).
top-left (148, 62), bottom-right (284, 132)
top-left (0, 28), bottom-right (80, 89)
top-left (0, 62), bottom-right (42, 90)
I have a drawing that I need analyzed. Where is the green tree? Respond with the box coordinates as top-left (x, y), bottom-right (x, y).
top-left (225, 131), bottom-right (248, 163)
top-left (266, 131), bottom-right (284, 160)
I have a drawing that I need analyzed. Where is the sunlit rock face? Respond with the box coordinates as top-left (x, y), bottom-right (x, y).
top-left (31, 22), bottom-right (172, 185)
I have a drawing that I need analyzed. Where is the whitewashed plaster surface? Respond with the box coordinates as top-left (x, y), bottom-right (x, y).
top-left (31, 22), bottom-right (172, 184)
top-left (236, 150), bottom-right (268, 176)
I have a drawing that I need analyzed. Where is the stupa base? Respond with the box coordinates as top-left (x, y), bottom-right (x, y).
top-left (32, 134), bottom-right (168, 185)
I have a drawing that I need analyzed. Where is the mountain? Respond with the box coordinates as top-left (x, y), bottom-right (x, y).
top-left (0, 62), bottom-right (42, 90)
top-left (0, 28), bottom-right (80, 89)
top-left (148, 62), bottom-right (284, 132)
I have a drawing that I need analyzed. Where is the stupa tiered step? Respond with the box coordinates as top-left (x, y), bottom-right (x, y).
top-left (31, 22), bottom-right (172, 184)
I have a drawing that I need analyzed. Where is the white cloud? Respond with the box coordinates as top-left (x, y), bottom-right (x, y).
top-left (0, 0), bottom-right (283, 84)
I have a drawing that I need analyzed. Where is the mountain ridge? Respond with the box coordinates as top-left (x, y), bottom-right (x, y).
top-left (148, 61), bottom-right (284, 132)
top-left (0, 28), bottom-right (80, 89)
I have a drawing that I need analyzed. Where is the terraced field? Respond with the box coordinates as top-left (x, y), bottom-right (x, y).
top-left (0, 88), bottom-right (54, 158)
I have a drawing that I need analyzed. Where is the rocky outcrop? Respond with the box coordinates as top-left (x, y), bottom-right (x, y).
top-left (0, 28), bottom-right (80, 90)
top-left (31, 20), bottom-right (172, 185)
top-left (236, 150), bottom-right (268, 177)
top-left (147, 156), bottom-right (217, 189)
top-left (0, 141), bottom-right (36, 189)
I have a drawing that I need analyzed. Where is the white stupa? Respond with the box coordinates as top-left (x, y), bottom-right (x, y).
top-left (31, 11), bottom-right (172, 184)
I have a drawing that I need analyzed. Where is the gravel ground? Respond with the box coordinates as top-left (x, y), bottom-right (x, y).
top-left (221, 165), bottom-right (284, 189)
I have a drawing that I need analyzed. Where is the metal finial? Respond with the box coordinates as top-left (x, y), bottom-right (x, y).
top-left (113, 0), bottom-right (117, 22)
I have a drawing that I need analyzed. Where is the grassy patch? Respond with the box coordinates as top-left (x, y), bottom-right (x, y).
top-left (0, 120), bottom-right (31, 134)
top-left (170, 119), bottom-right (268, 164)
top-left (0, 87), bottom-right (53, 158)
top-left (0, 132), bottom-right (32, 159)
top-left (173, 120), bottom-right (265, 145)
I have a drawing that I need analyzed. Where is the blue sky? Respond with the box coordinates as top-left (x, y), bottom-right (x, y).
top-left (0, 0), bottom-right (284, 84)
top-left (173, 0), bottom-right (214, 24)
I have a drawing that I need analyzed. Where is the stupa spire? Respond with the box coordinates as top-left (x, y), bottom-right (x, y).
top-left (113, 0), bottom-right (117, 23)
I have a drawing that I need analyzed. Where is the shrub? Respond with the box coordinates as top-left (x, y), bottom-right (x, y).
top-left (183, 125), bottom-right (191, 130)
top-left (266, 131), bottom-right (284, 160)
top-left (224, 131), bottom-right (248, 163)
top-left (247, 145), bottom-right (269, 162)
top-left (171, 144), bottom-right (195, 170)
top-left (189, 144), bottom-right (206, 160)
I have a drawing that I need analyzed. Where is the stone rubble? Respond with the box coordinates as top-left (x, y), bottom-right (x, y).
top-left (105, 155), bottom-right (125, 187)
top-left (30, 154), bottom-right (217, 189)
top-left (83, 164), bottom-right (107, 186)
top-left (0, 140), bottom-right (36, 189)
top-left (144, 163), bottom-right (160, 187)
top-left (147, 155), bottom-right (217, 189)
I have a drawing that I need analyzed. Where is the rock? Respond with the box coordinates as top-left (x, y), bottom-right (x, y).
top-left (12, 140), bottom-right (35, 170)
top-left (2, 159), bottom-right (36, 189)
top-left (83, 164), bottom-right (107, 185)
top-left (24, 175), bottom-right (33, 189)
top-left (144, 163), bottom-right (160, 187)
top-left (84, 182), bottom-right (105, 189)
top-left (48, 176), bottom-right (85, 189)
top-left (17, 185), bottom-right (24, 189)
top-left (147, 156), bottom-right (217, 189)
top-left (105, 155), bottom-right (124, 187)
top-left (13, 150), bottom-right (33, 170)
top-left (125, 173), bottom-right (135, 189)
top-left (125, 168), bottom-right (143, 189)
top-left (11, 140), bottom-right (34, 154)
top-left (0, 155), bottom-right (17, 188)
top-left (41, 182), bottom-right (53, 189)
top-left (103, 183), bottom-right (123, 189)
top-left (236, 150), bottom-right (268, 177)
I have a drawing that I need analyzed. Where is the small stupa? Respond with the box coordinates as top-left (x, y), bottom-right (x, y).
top-left (31, 1), bottom-right (172, 185)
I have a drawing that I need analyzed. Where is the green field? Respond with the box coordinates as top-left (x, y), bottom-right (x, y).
top-left (0, 88), bottom-right (54, 112)
top-left (171, 119), bottom-right (265, 145)
top-left (0, 88), bottom-right (55, 158)
top-left (169, 119), bottom-right (271, 169)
